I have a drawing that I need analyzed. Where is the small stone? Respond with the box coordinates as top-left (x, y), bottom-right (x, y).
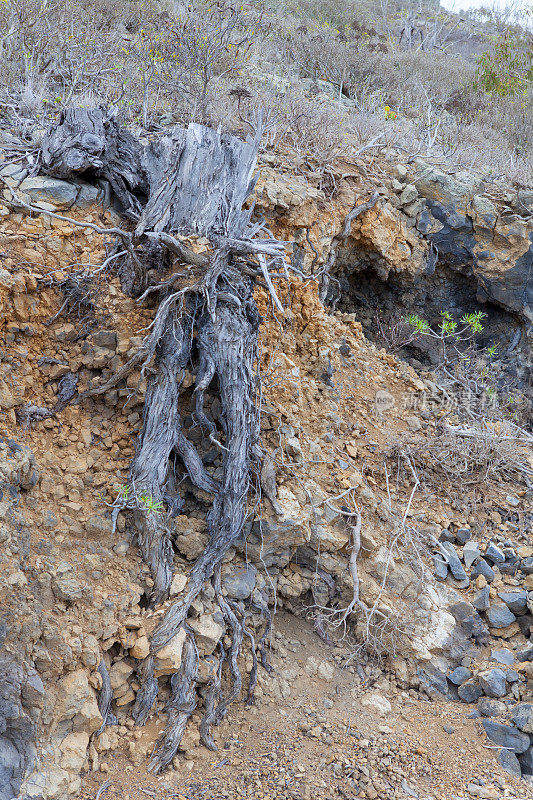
top-left (394, 164), bottom-right (408, 180)
top-left (170, 572), bottom-right (187, 596)
top-left (486, 604), bottom-right (516, 628)
top-left (55, 323), bottom-right (77, 342)
top-left (130, 636), bottom-right (150, 660)
top-left (456, 528), bottom-right (472, 545)
top-left (471, 559), bottom-right (495, 583)
top-left (448, 666), bottom-right (472, 686)
top-left (433, 556), bottom-right (448, 581)
top-left (8, 570), bottom-right (27, 588)
top-left (511, 703), bottom-right (533, 733)
top-left (458, 680), bottom-right (483, 703)
top-left (449, 601), bottom-right (488, 644)
top-left (476, 574), bottom-right (487, 590)
top-left (399, 184), bottom-right (418, 205)
top-left (522, 557), bottom-right (533, 574)
top-left (498, 749), bottom-right (522, 778)
top-left (222, 564), bottom-right (257, 600)
top-left (490, 648), bottom-right (515, 666)
top-left (498, 590), bottom-right (528, 615)
top-left (440, 541), bottom-right (468, 582)
top-left (477, 697), bottom-right (506, 717)
top-left (466, 784), bottom-right (498, 799)
top-left (361, 694), bottom-right (392, 716)
top-left (406, 415), bottom-right (422, 432)
top-left (284, 436), bottom-right (303, 462)
top-left (154, 629), bottom-right (187, 675)
top-left (317, 661), bottom-right (335, 682)
top-left (463, 541), bottom-right (481, 569)
top-left (478, 668), bottom-right (507, 698)
top-left (91, 330), bottom-right (118, 350)
top-left (189, 614), bottom-right (224, 656)
top-left (482, 719), bottom-right (530, 753)
top-left (443, 724), bottom-right (454, 734)
top-left (485, 542), bottom-right (505, 564)
top-left (472, 586), bottom-right (490, 612)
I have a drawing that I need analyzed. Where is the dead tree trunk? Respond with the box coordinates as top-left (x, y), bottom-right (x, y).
top-left (41, 109), bottom-right (285, 771)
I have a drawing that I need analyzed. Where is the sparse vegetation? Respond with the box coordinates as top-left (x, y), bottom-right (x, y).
top-left (0, 0), bottom-right (531, 182)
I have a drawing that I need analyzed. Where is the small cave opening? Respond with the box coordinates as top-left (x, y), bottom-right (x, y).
top-left (327, 257), bottom-right (531, 417)
top-left (332, 261), bottom-right (523, 358)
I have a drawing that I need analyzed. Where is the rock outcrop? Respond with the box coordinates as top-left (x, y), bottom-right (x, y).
top-left (0, 138), bottom-right (531, 798)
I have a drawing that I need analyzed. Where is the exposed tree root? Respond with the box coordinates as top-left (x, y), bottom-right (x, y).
top-left (147, 634), bottom-right (199, 774)
top-left (95, 660), bottom-right (117, 736)
top-left (36, 109), bottom-right (286, 767)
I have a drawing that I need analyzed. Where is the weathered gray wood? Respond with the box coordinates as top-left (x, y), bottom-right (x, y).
top-left (42, 107), bottom-right (148, 217)
top-left (147, 635), bottom-right (198, 774)
top-left (136, 124), bottom-right (257, 240)
top-left (41, 108), bottom-right (278, 768)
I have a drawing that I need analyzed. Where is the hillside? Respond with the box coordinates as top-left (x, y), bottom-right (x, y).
top-left (0, 2), bottom-right (532, 800)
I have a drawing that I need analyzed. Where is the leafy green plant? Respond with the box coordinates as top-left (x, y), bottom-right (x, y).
top-left (139, 493), bottom-right (164, 514)
top-left (404, 309), bottom-right (527, 422)
top-left (474, 31), bottom-right (533, 96)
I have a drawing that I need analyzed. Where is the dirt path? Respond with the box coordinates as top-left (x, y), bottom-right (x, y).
top-left (81, 613), bottom-right (531, 800)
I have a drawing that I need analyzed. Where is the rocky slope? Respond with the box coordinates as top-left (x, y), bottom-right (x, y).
top-left (0, 138), bottom-right (532, 800)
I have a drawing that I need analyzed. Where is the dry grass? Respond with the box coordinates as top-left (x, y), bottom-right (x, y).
top-left (0, 0), bottom-right (531, 185)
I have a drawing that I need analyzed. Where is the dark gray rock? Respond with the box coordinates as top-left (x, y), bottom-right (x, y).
top-left (222, 564), bottom-right (257, 600)
top-left (485, 542), bottom-right (505, 563)
top-left (519, 746), bottom-right (533, 775)
top-left (500, 556), bottom-right (520, 576)
top-left (506, 669), bottom-right (520, 683)
top-left (521, 557), bottom-right (533, 575)
top-left (478, 668), bottom-right (507, 698)
top-left (471, 559), bottom-right (495, 582)
top-left (490, 648), bottom-right (515, 666)
top-left (486, 604), bottom-right (516, 629)
top-left (0, 656), bottom-right (36, 800)
top-left (18, 176), bottom-right (78, 208)
top-left (498, 590), bottom-right (528, 615)
top-left (74, 182), bottom-right (99, 208)
top-left (477, 697), bottom-right (507, 717)
top-left (448, 666), bottom-right (472, 686)
top-left (482, 719), bottom-right (530, 753)
top-left (516, 644), bottom-right (533, 662)
top-left (511, 703), bottom-right (533, 733)
top-left (439, 529), bottom-right (456, 543)
top-left (433, 555), bottom-right (448, 581)
top-left (455, 528), bottom-right (472, 545)
top-left (517, 614), bottom-right (533, 637)
top-left (463, 541), bottom-right (481, 569)
top-left (443, 724), bottom-right (455, 734)
top-left (458, 680), bottom-right (483, 703)
top-left (417, 664), bottom-right (452, 698)
top-left (472, 586), bottom-right (490, 612)
top-left (498, 748), bottom-right (522, 778)
top-left (440, 541), bottom-right (468, 582)
top-left (449, 601), bottom-right (489, 645)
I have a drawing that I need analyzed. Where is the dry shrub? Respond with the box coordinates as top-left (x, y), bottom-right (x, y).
top-left (389, 422), bottom-right (532, 490)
